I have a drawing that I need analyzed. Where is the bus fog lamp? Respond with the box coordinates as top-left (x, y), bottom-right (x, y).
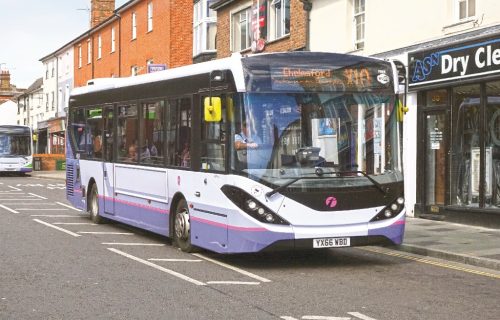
top-left (390, 203), bottom-right (399, 211)
top-left (396, 197), bottom-right (405, 205)
top-left (265, 214), bottom-right (274, 222)
top-left (257, 207), bottom-right (265, 215)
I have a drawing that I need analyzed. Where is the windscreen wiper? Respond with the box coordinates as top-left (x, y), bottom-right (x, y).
top-left (265, 170), bottom-right (388, 199)
top-left (335, 170), bottom-right (388, 195)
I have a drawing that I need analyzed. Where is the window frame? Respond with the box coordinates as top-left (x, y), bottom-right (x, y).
top-left (111, 27), bottom-right (116, 53)
top-left (132, 12), bottom-right (137, 40)
top-left (353, 0), bottom-right (365, 51)
top-left (87, 39), bottom-right (92, 64)
top-left (97, 35), bottom-right (102, 59)
top-left (147, 1), bottom-right (153, 32)
top-left (457, 0), bottom-right (476, 21)
top-left (230, 5), bottom-right (252, 52)
top-left (268, 0), bottom-right (290, 41)
top-left (193, 0), bottom-right (217, 57)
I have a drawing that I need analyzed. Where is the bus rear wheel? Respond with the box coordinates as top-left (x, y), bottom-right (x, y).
top-left (174, 199), bottom-right (195, 252)
top-left (89, 183), bottom-right (104, 224)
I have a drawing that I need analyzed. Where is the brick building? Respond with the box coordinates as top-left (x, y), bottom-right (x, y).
top-left (74, 0), bottom-right (193, 87)
top-left (211, 0), bottom-right (308, 58)
top-left (0, 70), bottom-right (24, 104)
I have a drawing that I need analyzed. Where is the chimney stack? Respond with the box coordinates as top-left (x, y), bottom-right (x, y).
top-left (91, 0), bottom-right (115, 28)
top-left (0, 70), bottom-right (11, 91)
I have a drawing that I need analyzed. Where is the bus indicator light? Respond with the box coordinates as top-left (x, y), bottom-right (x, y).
top-left (325, 196), bottom-right (337, 208)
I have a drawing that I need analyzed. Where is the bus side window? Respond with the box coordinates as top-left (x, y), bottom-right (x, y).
top-left (117, 104), bottom-right (139, 163)
top-left (140, 100), bottom-right (165, 165)
top-left (166, 97), bottom-right (191, 167)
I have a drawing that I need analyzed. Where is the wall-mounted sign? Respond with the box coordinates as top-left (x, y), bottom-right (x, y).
top-left (408, 35), bottom-right (500, 87)
top-left (147, 64), bottom-right (167, 73)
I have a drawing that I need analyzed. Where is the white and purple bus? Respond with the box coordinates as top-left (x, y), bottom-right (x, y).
top-left (66, 52), bottom-right (406, 253)
top-left (0, 125), bottom-right (33, 174)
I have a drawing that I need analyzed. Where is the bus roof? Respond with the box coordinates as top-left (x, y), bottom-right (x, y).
top-left (71, 52), bottom-right (392, 97)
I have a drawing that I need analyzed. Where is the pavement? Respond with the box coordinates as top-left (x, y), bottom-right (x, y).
top-left (28, 170), bottom-right (500, 271)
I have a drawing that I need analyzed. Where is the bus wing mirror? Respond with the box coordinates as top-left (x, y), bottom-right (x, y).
top-left (204, 97), bottom-right (222, 122)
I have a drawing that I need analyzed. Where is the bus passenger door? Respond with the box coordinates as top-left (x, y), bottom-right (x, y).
top-left (102, 106), bottom-right (115, 215)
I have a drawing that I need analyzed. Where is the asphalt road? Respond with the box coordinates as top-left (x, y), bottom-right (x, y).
top-left (1, 174), bottom-right (499, 320)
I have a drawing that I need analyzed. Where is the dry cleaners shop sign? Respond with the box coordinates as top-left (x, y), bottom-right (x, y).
top-left (409, 35), bottom-right (500, 87)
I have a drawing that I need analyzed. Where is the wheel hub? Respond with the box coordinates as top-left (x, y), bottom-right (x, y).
top-left (175, 209), bottom-right (190, 240)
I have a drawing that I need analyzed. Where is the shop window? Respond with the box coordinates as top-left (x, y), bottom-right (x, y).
top-left (486, 81), bottom-right (500, 208)
top-left (165, 97), bottom-right (191, 167)
top-left (140, 101), bottom-right (165, 165)
top-left (450, 84), bottom-right (480, 207)
top-left (117, 104), bottom-right (139, 163)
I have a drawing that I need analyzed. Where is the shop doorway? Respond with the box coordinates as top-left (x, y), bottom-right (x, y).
top-left (423, 109), bottom-right (448, 212)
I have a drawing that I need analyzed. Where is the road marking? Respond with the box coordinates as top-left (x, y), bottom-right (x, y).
top-left (108, 248), bottom-right (206, 286)
top-left (0, 204), bottom-right (19, 214)
top-left (78, 232), bottom-right (134, 235)
top-left (17, 208), bottom-right (68, 211)
top-left (206, 281), bottom-right (260, 285)
top-left (33, 219), bottom-right (81, 237)
top-left (348, 312), bottom-right (378, 320)
top-left (148, 258), bottom-right (202, 262)
top-left (28, 192), bottom-right (48, 199)
top-left (101, 242), bottom-right (165, 246)
top-left (53, 222), bottom-right (97, 226)
top-left (361, 247), bottom-right (500, 279)
top-left (8, 185), bottom-right (22, 191)
top-left (303, 317), bottom-right (350, 320)
top-left (30, 215), bottom-right (82, 217)
top-left (0, 199), bottom-right (41, 201)
top-left (56, 202), bottom-right (82, 211)
top-left (0, 192), bottom-right (24, 194)
top-left (192, 253), bottom-right (271, 283)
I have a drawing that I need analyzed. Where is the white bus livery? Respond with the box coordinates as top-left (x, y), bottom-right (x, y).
top-left (66, 52), bottom-right (406, 253)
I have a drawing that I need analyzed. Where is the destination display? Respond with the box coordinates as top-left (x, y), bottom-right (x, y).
top-left (408, 35), bottom-right (500, 87)
top-left (242, 53), bottom-right (394, 93)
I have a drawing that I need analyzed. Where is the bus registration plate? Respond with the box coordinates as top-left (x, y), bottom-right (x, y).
top-left (313, 237), bottom-right (350, 248)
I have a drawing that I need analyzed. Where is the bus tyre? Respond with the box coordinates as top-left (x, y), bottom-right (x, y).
top-left (89, 184), bottom-right (104, 224)
top-left (174, 199), bottom-right (195, 253)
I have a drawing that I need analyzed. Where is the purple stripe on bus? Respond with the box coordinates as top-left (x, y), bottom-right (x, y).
top-left (191, 216), bottom-right (268, 232)
top-left (98, 194), bottom-right (169, 215)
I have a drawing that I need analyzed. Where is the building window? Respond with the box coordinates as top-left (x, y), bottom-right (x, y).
top-left (131, 65), bottom-right (139, 76)
top-left (45, 65), bottom-right (49, 79)
top-left (46, 93), bottom-right (49, 111)
top-left (231, 6), bottom-right (251, 52)
top-left (268, 0), bottom-right (290, 40)
top-left (147, 1), bottom-right (153, 32)
top-left (97, 35), bottom-right (102, 59)
top-left (132, 12), bottom-right (137, 40)
top-left (51, 63), bottom-right (55, 77)
top-left (78, 45), bottom-right (82, 68)
top-left (458, 0), bottom-right (475, 20)
top-left (51, 91), bottom-right (55, 110)
top-left (111, 27), bottom-right (116, 52)
top-left (353, 0), bottom-right (365, 50)
top-left (193, 0), bottom-right (217, 57)
top-left (87, 39), bottom-right (92, 64)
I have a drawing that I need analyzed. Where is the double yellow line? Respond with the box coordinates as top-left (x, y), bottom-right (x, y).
top-left (361, 247), bottom-right (500, 279)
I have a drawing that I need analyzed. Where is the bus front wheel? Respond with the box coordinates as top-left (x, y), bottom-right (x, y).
top-left (174, 199), bottom-right (195, 252)
top-left (89, 183), bottom-right (104, 224)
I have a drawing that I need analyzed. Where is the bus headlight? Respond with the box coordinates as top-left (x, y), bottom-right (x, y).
top-left (221, 185), bottom-right (289, 225)
top-left (370, 196), bottom-right (405, 222)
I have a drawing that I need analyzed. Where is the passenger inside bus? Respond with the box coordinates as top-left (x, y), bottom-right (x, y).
top-left (127, 141), bottom-right (137, 161)
top-left (179, 142), bottom-right (190, 167)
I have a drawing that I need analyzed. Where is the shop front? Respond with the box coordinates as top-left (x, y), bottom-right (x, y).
top-left (48, 117), bottom-right (65, 154)
top-left (409, 33), bottom-right (500, 227)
